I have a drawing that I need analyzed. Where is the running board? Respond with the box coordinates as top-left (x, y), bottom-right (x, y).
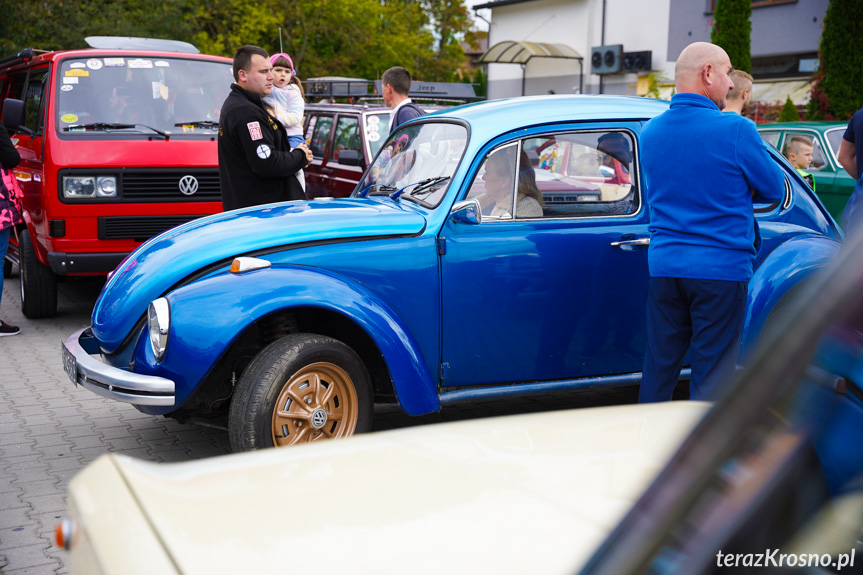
top-left (438, 369), bottom-right (692, 406)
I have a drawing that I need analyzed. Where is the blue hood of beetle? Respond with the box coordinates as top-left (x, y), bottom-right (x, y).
top-left (92, 199), bottom-right (427, 353)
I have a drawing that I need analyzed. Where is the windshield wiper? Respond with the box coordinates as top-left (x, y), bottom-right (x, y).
top-left (64, 123), bottom-right (170, 139)
top-left (390, 177), bottom-right (450, 200)
top-left (65, 122), bottom-right (136, 132)
top-left (173, 120), bottom-right (219, 129)
top-left (369, 185), bottom-right (398, 196)
top-left (409, 176), bottom-right (450, 197)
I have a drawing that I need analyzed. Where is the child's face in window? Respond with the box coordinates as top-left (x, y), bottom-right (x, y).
top-left (272, 66), bottom-right (293, 88)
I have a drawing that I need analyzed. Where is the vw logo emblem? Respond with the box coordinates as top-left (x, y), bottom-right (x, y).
top-left (310, 408), bottom-right (328, 429)
top-left (178, 175), bottom-right (199, 196)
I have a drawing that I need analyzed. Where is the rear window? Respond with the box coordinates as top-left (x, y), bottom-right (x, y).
top-left (56, 56), bottom-right (232, 138)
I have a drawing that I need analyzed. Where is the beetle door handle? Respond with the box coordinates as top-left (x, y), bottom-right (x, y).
top-left (611, 237), bottom-right (650, 248)
top-left (321, 168), bottom-right (335, 175)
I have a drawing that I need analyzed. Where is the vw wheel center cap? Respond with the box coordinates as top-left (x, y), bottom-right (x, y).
top-left (310, 408), bottom-right (328, 429)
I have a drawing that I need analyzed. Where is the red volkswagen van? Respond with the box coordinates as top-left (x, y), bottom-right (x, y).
top-left (0, 37), bottom-right (231, 318)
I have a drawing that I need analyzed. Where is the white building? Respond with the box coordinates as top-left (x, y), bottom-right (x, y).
top-left (474, 0), bottom-right (827, 104)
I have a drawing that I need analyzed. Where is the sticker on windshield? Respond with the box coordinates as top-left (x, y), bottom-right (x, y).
top-left (367, 116), bottom-right (380, 126)
top-left (247, 121), bottom-right (263, 141)
top-left (256, 144), bottom-right (271, 159)
top-left (62, 77), bottom-right (79, 85)
top-left (86, 58), bottom-right (103, 70)
top-left (368, 132), bottom-right (380, 142)
top-left (127, 59), bottom-right (153, 69)
top-left (65, 69), bottom-right (89, 77)
top-left (69, 62), bottom-right (86, 69)
top-left (61, 114), bottom-right (79, 124)
top-left (60, 85), bottom-right (74, 91)
top-left (155, 61), bottom-right (171, 67)
top-left (104, 58), bottom-right (125, 67)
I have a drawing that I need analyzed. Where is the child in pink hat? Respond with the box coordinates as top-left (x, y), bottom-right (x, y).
top-left (263, 52), bottom-right (306, 188)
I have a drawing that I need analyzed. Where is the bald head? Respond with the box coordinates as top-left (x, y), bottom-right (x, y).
top-left (675, 42), bottom-right (736, 110)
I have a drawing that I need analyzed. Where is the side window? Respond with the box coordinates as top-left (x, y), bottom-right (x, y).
top-left (759, 131), bottom-right (781, 150)
top-left (531, 130), bottom-right (638, 218)
top-left (466, 143), bottom-right (529, 220)
top-left (307, 115), bottom-right (333, 159)
top-left (23, 68), bottom-right (48, 134)
top-left (332, 115), bottom-right (360, 161)
top-left (8, 73), bottom-right (27, 101)
top-left (782, 133), bottom-right (827, 172)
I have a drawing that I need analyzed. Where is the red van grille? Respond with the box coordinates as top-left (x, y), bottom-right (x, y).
top-left (121, 170), bottom-right (221, 202)
top-left (98, 215), bottom-right (207, 241)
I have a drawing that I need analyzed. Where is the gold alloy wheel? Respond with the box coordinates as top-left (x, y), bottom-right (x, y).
top-left (271, 362), bottom-right (359, 446)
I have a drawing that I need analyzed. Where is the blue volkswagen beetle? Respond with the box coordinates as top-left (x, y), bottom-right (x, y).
top-left (62, 95), bottom-right (842, 451)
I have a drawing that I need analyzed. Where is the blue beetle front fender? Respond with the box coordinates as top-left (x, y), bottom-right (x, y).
top-left (137, 265), bottom-right (440, 417)
top-left (741, 234), bottom-right (841, 360)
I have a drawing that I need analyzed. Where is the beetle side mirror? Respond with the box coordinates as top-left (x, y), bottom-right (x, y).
top-left (338, 149), bottom-right (363, 166)
top-left (450, 199), bottom-right (481, 225)
top-left (2, 98), bottom-right (32, 136)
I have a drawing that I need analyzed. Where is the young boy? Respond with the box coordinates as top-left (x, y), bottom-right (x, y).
top-left (785, 136), bottom-right (815, 190)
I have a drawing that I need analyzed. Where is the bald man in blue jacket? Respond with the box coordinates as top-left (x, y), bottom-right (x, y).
top-left (639, 42), bottom-right (785, 403)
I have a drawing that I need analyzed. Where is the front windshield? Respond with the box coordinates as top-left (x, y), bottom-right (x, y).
top-left (357, 121), bottom-right (468, 208)
top-left (56, 56), bottom-right (233, 137)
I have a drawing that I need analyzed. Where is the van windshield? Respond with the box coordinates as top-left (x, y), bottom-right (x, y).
top-left (56, 56), bottom-right (233, 137)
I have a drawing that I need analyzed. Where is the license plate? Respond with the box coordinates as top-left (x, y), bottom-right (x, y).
top-left (61, 343), bottom-right (78, 386)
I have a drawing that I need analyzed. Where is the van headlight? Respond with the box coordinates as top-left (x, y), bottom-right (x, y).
top-left (62, 176), bottom-right (117, 198)
top-left (147, 298), bottom-right (170, 362)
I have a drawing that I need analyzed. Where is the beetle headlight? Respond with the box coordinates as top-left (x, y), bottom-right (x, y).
top-left (147, 298), bottom-right (170, 362)
top-left (62, 176), bottom-right (117, 198)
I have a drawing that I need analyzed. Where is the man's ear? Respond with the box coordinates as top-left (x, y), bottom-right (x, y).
top-left (701, 63), bottom-right (714, 86)
top-left (237, 68), bottom-right (248, 83)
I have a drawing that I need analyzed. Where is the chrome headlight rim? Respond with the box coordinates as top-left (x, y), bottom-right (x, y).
top-left (147, 298), bottom-right (170, 362)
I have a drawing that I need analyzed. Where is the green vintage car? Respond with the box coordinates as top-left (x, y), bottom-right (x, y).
top-left (758, 121), bottom-right (853, 222)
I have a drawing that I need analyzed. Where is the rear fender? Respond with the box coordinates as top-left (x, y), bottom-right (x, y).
top-left (741, 234), bottom-right (841, 361)
top-left (137, 265), bottom-right (439, 416)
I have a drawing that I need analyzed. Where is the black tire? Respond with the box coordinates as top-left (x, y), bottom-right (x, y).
top-left (19, 228), bottom-right (58, 319)
top-left (228, 333), bottom-right (373, 452)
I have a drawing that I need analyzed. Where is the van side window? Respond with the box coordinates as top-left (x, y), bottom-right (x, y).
top-left (23, 69), bottom-right (48, 134)
top-left (8, 74), bottom-right (27, 101)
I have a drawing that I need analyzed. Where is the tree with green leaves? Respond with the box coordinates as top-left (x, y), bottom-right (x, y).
top-left (807, 0), bottom-right (863, 120)
top-left (710, 0), bottom-right (751, 73)
top-left (778, 97), bottom-right (801, 122)
top-left (1, 0), bottom-right (478, 84)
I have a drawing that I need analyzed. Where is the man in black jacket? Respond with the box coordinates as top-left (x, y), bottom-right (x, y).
top-left (218, 45), bottom-right (313, 211)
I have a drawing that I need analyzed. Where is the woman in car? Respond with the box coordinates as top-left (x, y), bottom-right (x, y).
top-left (473, 148), bottom-right (543, 219)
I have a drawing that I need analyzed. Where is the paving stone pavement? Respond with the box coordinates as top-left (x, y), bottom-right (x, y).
top-left (0, 267), bottom-right (644, 574)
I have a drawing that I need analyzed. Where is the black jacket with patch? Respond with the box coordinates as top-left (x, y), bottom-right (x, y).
top-left (218, 84), bottom-right (308, 211)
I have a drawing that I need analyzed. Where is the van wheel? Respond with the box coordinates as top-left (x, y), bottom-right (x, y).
top-left (19, 229), bottom-right (57, 318)
top-left (228, 334), bottom-right (373, 452)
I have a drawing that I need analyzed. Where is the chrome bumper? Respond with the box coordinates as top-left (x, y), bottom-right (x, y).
top-left (62, 327), bottom-right (175, 407)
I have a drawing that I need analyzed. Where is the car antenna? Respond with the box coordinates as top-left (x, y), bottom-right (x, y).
top-left (279, 27), bottom-right (283, 53)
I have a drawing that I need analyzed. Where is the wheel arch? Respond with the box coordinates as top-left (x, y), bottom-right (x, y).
top-left (160, 266), bottom-right (440, 418)
top-left (740, 234), bottom-right (841, 361)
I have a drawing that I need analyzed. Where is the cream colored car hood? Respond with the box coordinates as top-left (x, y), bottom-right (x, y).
top-left (72, 401), bottom-right (710, 575)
